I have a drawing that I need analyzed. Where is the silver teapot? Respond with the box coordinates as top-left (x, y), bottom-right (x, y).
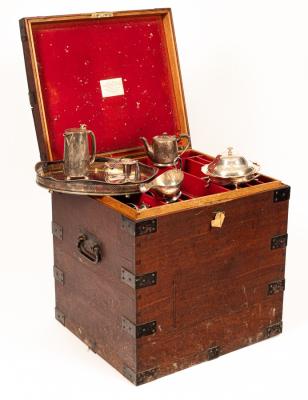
top-left (140, 132), bottom-right (190, 166)
top-left (63, 124), bottom-right (96, 179)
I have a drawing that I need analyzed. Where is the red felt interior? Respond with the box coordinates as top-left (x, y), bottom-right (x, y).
top-left (117, 151), bottom-right (274, 209)
top-left (32, 15), bottom-right (181, 160)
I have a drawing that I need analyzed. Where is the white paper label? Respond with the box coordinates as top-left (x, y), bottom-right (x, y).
top-left (100, 77), bottom-right (124, 98)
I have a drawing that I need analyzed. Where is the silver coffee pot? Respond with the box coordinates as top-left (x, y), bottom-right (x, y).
top-left (140, 132), bottom-right (190, 166)
top-left (63, 124), bottom-right (96, 179)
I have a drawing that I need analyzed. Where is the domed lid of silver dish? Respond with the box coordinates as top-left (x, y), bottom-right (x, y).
top-left (202, 147), bottom-right (260, 178)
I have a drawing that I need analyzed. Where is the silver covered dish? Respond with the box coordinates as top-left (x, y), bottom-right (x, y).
top-left (201, 147), bottom-right (260, 187)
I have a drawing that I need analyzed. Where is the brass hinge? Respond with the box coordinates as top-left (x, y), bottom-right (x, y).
top-left (273, 186), bottom-right (291, 203)
top-left (271, 234), bottom-right (288, 250)
top-left (121, 216), bottom-right (157, 236)
top-left (268, 279), bottom-right (285, 295)
top-left (208, 345), bottom-right (221, 360)
top-left (91, 11), bottom-right (113, 18)
top-left (52, 222), bottom-right (63, 240)
top-left (55, 308), bottom-right (65, 325)
top-left (123, 365), bottom-right (158, 386)
top-left (266, 321), bottom-right (283, 338)
top-left (121, 317), bottom-right (156, 338)
top-left (53, 265), bottom-right (64, 285)
top-left (121, 268), bottom-right (157, 289)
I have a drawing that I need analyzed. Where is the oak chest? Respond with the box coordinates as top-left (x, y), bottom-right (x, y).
top-left (20, 8), bottom-right (290, 384)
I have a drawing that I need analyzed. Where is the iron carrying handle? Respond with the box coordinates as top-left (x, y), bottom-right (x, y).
top-left (87, 130), bottom-right (96, 165)
top-left (77, 234), bottom-right (102, 264)
top-left (177, 134), bottom-right (190, 157)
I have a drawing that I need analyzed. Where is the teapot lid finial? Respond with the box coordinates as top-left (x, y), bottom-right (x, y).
top-left (227, 147), bottom-right (233, 156)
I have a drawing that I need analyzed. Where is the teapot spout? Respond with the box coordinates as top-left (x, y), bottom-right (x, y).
top-left (140, 136), bottom-right (154, 160)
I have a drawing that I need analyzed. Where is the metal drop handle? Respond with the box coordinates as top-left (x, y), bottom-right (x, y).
top-left (87, 130), bottom-right (96, 164)
top-left (77, 234), bottom-right (102, 264)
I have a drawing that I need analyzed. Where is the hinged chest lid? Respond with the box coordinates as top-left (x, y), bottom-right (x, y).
top-left (20, 9), bottom-right (189, 161)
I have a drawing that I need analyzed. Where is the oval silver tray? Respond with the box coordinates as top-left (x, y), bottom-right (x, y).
top-left (35, 158), bottom-right (158, 196)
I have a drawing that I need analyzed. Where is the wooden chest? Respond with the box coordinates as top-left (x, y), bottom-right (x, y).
top-left (20, 8), bottom-right (290, 385)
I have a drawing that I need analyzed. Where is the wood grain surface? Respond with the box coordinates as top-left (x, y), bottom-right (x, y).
top-left (52, 187), bottom-right (289, 384)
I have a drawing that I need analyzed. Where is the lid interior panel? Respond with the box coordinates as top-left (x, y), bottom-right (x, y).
top-left (30, 12), bottom-right (186, 160)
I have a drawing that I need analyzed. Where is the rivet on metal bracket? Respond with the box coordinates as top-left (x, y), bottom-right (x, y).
top-left (121, 317), bottom-right (156, 338)
top-left (52, 222), bottom-right (63, 240)
top-left (121, 267), bottom-right (157, 289)
top-left (55, 308), bottom-right (65, 325)
top-left (273, 186), bottom-right (290, 203)
top-left (53, 266), bottom-right (64, 285)
top-left (266, 321), bottom-right (283, 338)
top-left (208, 345), bottom-right (221, 360)
top-left (271, 234), bottom-right (288, 250)
top-left (268, 279), bottom-right (285, 295)
top-left (123, 365), bottom-right (158, 385)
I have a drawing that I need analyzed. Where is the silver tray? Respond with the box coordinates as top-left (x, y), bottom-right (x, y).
top-left (35, 158), bottom-right (158, 196)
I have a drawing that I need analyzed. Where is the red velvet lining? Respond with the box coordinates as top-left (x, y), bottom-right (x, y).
top-left (32, 16), bottom-right (180, 160)
top-left (118, 151), bottom-right (274, 209)
top-left (183, 158), bottom-right (207, 177)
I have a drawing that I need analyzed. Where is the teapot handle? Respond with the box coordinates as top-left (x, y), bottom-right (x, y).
top-left (177, 134), bottom-right (190, 156)
top-left (173, 156), bottom-right (183, 170)
top-left (87, 130), bottom-right (96, 164)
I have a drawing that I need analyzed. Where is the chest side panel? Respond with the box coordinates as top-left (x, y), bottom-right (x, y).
top-left (135, 189), bottom-right (289, 377)
top-left (52, 192), bottom-right (137, 372)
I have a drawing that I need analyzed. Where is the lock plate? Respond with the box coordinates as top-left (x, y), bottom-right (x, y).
top-left (91, 11), bottom-right (114, 18)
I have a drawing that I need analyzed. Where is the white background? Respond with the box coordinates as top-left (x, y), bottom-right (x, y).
top-left (0, 0), bottom-right (307, 399)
